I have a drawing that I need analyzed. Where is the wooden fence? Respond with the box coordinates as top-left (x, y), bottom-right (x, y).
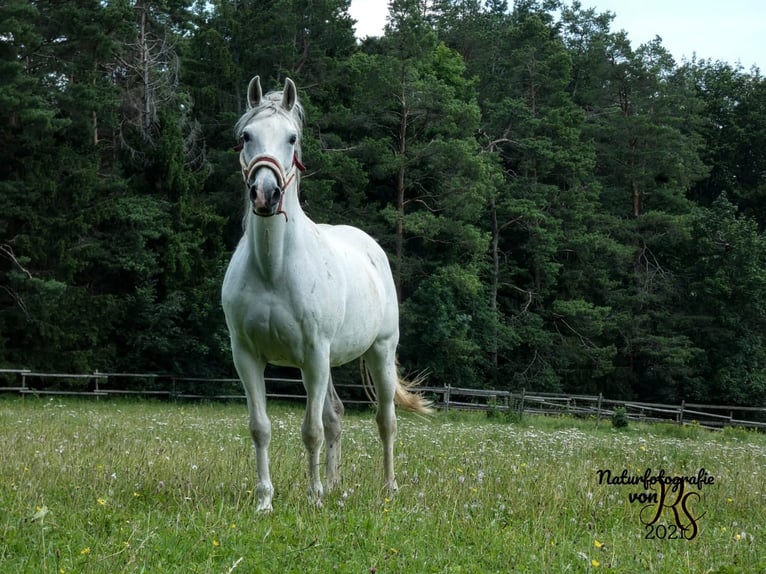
top-left (2, 368), bottom-right (765, 430)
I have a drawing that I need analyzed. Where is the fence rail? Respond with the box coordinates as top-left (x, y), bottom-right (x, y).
top-left (2, 368), bottom-right (765, 430)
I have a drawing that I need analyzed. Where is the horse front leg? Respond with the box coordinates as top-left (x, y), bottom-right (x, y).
top-left (301, 353), bottom-right (331, 506)
top-left (323, 373), bottom-right (344, 491)
top-left (232, 343), bottom-right (273, 512)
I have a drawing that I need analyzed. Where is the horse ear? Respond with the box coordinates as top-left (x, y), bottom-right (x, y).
top-left (281, 78), bottom-right (297, 112)
top-left (247, 76), bottom-right (262, 109)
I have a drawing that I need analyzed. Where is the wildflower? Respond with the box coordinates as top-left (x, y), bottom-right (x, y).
top-left (591, 559), bottom-right (600, 567)
top-left (594, 539), bottom-right (603, 549)
top-left (80, 547), bottom-right (91, 555)
top-left (212, 539), bottom-right (220, 547)
top-left (97, 498), bottom-right (106, 506)
top-left (133, 491), bottom-right (141, 498)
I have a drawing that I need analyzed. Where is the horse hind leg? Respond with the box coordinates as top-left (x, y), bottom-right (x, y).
top-left (323, 373), bottom-right (344, 491)
top-left (363, 341), bottom-right (399, 493)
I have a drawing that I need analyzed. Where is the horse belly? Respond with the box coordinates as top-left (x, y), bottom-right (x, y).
top-left (327, 268), bottom-right (389, 366)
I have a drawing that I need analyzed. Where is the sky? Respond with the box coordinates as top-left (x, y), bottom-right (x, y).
top-left (348, 0), bottom-right (765, 72)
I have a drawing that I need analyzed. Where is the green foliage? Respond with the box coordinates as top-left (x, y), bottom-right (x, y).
top-left (3, 0), bottom-right (766, 407)
top-left (611, 406), bottom-right (629, 428)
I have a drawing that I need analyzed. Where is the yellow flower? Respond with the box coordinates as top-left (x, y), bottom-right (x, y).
top-left (133, 492), bottom-right (141, 498)
top-left (212, 539), bottom-right (220, 547)
top-left (97, 498), bottom-right (106, 506)
top-left (591, 559), bottom-right (600, 567)
top-left (80, 547), bottom-right (91, 555)
top-left (594, 539), bottom-right (603, 549)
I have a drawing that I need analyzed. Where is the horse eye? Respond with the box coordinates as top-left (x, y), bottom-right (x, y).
top-left (289, 134), bottom-right (297, 145)
top-left (243, 132), bottom-right (251, 142)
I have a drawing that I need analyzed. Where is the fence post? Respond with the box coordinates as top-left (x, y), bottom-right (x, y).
top-left (679, 400), bottom-right (685, 425)
top-left (519, 388), bottom-right (525, 420)
top-left (596, 392), bottom-right (603, 426)
top-left (444, 385), bottom-right (451, 412)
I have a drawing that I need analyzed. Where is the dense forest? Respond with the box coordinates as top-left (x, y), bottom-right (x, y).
top-left (2, 0), bottom-right (766, 405)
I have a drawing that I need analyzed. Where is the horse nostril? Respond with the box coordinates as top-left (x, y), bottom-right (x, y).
top-left (249, 184), bottom-right (258, 202)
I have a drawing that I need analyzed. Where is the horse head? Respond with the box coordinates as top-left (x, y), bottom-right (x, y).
top-left (235, 76), bottom-right (305, 220)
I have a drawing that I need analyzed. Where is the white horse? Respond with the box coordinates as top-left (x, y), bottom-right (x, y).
top-left (221, 76), bottom-right (432, 511)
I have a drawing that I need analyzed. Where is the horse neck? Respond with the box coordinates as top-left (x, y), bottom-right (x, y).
top-left (245, 179), bottom-right (304, 280)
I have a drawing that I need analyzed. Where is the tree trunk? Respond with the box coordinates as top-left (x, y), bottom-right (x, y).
top-left (631, 178), bottom-right (641, 217)
top-left (395, 86), bottom-right (408, 302)
top-left (490, 195), bottom-right (500, 373)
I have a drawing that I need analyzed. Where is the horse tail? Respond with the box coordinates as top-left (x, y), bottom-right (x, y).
top-left (360, 360), bottom-right (434, 415)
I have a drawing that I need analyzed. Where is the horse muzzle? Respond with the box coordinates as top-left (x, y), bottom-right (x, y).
top-left (250, 180), bottom-right (283, 217)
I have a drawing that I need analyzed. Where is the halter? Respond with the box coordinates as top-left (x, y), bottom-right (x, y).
top-left (239, 150), bottom-right (306, 221)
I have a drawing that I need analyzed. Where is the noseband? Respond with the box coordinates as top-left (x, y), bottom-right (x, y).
top-left (239, 151), bottom-right (306, 221)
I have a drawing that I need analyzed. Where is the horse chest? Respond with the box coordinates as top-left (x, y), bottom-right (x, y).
top-left (229, 273), bottom-right (342, 365)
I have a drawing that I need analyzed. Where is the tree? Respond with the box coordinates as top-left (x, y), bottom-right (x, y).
top-left (682, 196), bottom-right (766, 405)
top-left (316, 0), bottom-right (501, 385)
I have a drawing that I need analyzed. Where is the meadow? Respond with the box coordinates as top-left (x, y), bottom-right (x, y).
top-left (0, 396), bottom-right (763, 573)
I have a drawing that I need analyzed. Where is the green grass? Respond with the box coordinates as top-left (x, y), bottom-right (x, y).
top-left (1, 397), bottom-right (764, 573)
